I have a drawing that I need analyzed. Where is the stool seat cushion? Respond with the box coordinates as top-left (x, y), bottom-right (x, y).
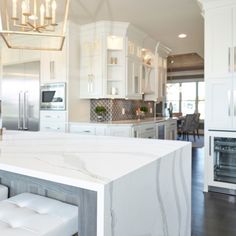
top-left (0, 193), bottom-right (78, 236)
top-left (0, 185), bottom-right (8, 201)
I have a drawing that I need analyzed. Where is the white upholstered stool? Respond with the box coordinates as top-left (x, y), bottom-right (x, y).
top-left (0, 193), bottom-right (78, 236)
top-left (0, 184), bottom-right (8, 201)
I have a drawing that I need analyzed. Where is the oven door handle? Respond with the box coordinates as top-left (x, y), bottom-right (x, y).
top-left (18, 91), bottom-right (23, 130)
top-left (23, 91), bottom-right (29, 130)
top-left (209, 136), bottom-right (212, 156)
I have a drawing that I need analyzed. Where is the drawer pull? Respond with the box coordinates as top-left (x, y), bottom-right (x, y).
top-left (145, 128), bottom-right (154, 131)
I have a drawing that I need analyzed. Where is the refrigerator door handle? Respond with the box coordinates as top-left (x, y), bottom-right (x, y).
top-left (18, 92), bottom-right (23, 130)
top-left (23, 91), bottom-right (29, 130)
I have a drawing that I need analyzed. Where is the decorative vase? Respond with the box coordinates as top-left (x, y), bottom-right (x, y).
top-left (97, 114), bottom-right (104, 122)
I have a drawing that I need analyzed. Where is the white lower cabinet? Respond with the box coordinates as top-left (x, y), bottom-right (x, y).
top-left (134, 124), bottom-right (156, 139)
top-left (106, 126), bottom-right (133, 137)
top-left (69, 124), bottom-right (106, 136)
top-left (40, 123), bottom-right (67, 133)
top-left (68, 119), bottom-right (177, 140)
top-left (40, 111), bottom-right (67, 133)
top-left (69, 123), bottom-right (133, 137)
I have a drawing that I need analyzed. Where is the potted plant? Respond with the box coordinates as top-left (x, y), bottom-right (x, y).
top-left (95, 106), bottom-right (106, 121)
top-left (140, 106), bottom-right (148, 118)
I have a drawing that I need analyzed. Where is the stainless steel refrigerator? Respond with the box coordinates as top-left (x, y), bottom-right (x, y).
top-left (2, 61), bottom-right (40, 131)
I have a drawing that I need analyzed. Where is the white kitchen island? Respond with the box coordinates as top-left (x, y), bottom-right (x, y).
top-left (0, 131), bottom-right (191, 236)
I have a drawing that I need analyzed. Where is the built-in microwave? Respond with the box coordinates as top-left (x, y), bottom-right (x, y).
top-left (40, 83), bottom-right (66, 110)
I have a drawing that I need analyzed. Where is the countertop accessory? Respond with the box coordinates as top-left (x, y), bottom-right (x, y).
top-left (95, 105), bottom-right (107, 122)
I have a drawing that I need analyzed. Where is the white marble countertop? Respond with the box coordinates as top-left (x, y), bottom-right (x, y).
top-left (71, 117), bottom-right (177, 126)
top-left (0, 131), bottom-right (188, 191)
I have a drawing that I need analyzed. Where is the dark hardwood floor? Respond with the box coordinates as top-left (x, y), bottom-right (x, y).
top-left (192, 148), bottom-right (236, 236)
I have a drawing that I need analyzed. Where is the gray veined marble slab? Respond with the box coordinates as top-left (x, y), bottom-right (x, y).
top-left (0, 131), bottom-right (191, 236)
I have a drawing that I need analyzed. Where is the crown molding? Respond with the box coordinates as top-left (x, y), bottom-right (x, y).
top-left (199, 0), bottom-right (236, 10)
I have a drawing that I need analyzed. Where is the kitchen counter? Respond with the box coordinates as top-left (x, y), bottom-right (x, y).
top-left (0, 131), bottom-right (191, 236)
top-left (72, 117), bottom-right (175, 126)
top-left (69, 117), bottom-right (178, 140)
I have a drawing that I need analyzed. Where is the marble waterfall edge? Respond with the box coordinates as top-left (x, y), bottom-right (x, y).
top-left (104, 146), bottom-right (191, 236)
top-left (0, 131), bottom-right (191, 236)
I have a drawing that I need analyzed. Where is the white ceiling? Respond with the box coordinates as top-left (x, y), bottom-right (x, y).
top-left (69, 0), bottom-right (204, 57)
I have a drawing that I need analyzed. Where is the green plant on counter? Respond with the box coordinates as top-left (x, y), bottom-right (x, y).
top-left (95, 106), bottom-right (106, 115)
top-left (140, 106), bottom-right (148, 113)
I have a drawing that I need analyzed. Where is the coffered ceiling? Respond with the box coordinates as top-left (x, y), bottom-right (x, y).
top-left (68, 0), bottom-right (204, 57)
top-left (168, 53), bottom-right (204, 72)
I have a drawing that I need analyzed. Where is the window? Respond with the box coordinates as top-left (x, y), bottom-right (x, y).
top-left (166, 83), bottom-right (180, 113)
top-left (198, 82), bottom-right (205, 119)
top-left (181, 82), bottom-right (196, 115)
top-left (166, 81), bottom-right (205, 119)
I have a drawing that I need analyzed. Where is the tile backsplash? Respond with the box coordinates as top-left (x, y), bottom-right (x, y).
top-left (90, 99), bottom-right (154, 121)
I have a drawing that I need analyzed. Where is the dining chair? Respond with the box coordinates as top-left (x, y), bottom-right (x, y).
top-left (193, 113), bottom-right (201, 139)
top-left (180, 114), bottom-right (196, 141)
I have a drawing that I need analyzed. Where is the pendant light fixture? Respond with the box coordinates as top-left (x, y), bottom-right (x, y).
top-left (0, 0), bottom-right (70, 51)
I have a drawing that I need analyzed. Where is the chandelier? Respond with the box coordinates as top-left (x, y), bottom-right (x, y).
top-left (0, 0), bottom-right (70, 51)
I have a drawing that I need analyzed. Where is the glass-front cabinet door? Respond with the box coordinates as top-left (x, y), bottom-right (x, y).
top-left (214, 137), bottom-right (236, 184)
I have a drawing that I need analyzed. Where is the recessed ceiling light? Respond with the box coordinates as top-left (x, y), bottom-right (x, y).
top-left (178, 34), bottom-right (187, 39)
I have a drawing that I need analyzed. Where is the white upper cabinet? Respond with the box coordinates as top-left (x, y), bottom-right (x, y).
top-left (1, 48), bottom-right (21, 65)
top-left (1, 47), bottom-right (41, 65)
top-left (204, 4), bottom-right (236, 130)
top-left (206, 78), bottom-right (233, 130)
top-left (79, 28), bottom-right (104, 99)
top-left (126, 57), bottom-right (142, 99)
top-left (205, 7), bottom-right (233, 79)
top-left (80, 55), bottom-right (103, 98)
top-left (105, 35), bottom-right (126, 98)
top-left (79, 21), bottom-right (170, 101)
top-left (40, 39), bottom-right (67, 84)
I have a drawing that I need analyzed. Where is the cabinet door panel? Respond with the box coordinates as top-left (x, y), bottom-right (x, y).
top-left (79, 33), bottom-right (103, 99)
top-left (206, 78), bottom-right (233, 130)
top-left (126, 58), bottom-right (134, 97)
top-left (107, 127), bottom-right (132, 137)
top-left (233, 82), bottom-right (236, 128)
top-left (233, 7), bottom-right (236, 74)
top-left (40, 40), bottom-right (67, 84)
top-left (80, 56), bottom-right (103, 98)
top-left (126, 58), bottom-right (142, 99)
top-left (205, 7), bottom-right (233, 78)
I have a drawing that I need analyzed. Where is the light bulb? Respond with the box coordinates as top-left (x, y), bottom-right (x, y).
top-left (12, 0), bottom-right (18, 19)
top-left (45, 0), bottom-right (51, 18)
top-left (52, 0), bottom-right (57, 10)
top-left (51, 0), bottom-right (57, 25)
top-left (40, 4), bottom-right (45, 26)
